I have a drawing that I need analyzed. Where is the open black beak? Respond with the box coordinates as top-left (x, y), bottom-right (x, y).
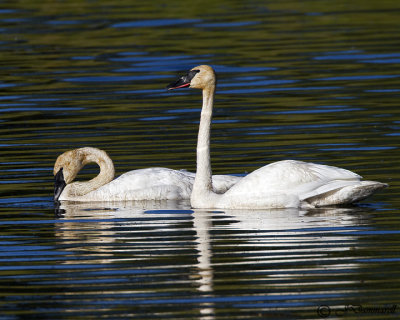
top-left (166, 69), bottom-right (200, 90)
top-left (54, 168), bottom-right (66, 201)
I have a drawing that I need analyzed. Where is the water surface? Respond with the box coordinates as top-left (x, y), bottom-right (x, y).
top-left (1, 0), bottom-right (399, 319)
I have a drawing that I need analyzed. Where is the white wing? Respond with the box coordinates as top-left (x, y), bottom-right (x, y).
top-left (214, 160), bottom-right (384, 208)
top-left (225, 160), bottom-right (360, 197)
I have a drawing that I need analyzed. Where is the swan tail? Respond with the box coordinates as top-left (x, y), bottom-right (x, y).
top-left (305, 181), bottom-right (388, 207)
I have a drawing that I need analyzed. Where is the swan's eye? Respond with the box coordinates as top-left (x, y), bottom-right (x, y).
top-left (187, 69), bottom-right (200, 81)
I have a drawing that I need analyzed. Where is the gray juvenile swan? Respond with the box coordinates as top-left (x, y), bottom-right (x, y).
top-left (53, 147), bottom-right (240, 201)
top-left (167, 65), bottom-right (387, 209)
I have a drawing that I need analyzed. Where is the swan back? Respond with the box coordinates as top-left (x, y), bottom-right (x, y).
top-left (221, 160), bottom-right (361, 201)
top-left (212, 160), bottom-right (385, 209)
top-left (228, 160), bottom-right (361, 193)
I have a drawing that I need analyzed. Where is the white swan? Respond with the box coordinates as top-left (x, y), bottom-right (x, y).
top-left (167, 65), bottom-right (387, 209)
top-left (53, 147), bottom-right (241, 202)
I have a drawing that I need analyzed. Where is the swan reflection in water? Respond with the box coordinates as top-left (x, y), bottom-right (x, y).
top-left (54, 201), bottom-right (370, 318)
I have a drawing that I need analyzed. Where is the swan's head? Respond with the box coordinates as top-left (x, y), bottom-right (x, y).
top-left (53, 148), bottom-right (86, 201)
top-left (53, 147), bottom-right (114, 201)
top-left (167, 65), bottom-right (216, 90)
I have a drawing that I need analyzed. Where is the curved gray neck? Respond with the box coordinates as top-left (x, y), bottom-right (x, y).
top-left (82, 149), bottom-right (115, 193)
top-left (68, 148), bottom-right (115, 198)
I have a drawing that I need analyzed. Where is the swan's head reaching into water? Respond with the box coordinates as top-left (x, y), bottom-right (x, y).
top-left (167, 65), bottom-right (216, 91)
top-left (53, 147), bottom-right (115, 201)
top-left (54, 149), bottom-right (86, 185)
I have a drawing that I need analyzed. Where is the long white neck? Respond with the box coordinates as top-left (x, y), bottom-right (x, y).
top-left (65, 148), bottom-right (115, 199)
top-left (191, 85), bottom-right (219, 207)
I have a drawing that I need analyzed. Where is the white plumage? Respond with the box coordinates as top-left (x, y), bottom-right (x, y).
top-left (167, 65), bottom-right (387, 209)
top-left (212, 160), bottom-right (385, 208)
top-left (85, 168), bottom-right (239, 201)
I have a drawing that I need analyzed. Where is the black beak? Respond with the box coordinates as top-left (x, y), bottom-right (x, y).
top-left (166, 69), bottom-right (200, 90)
top-left (54, 168), bottom-right (66, 201)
